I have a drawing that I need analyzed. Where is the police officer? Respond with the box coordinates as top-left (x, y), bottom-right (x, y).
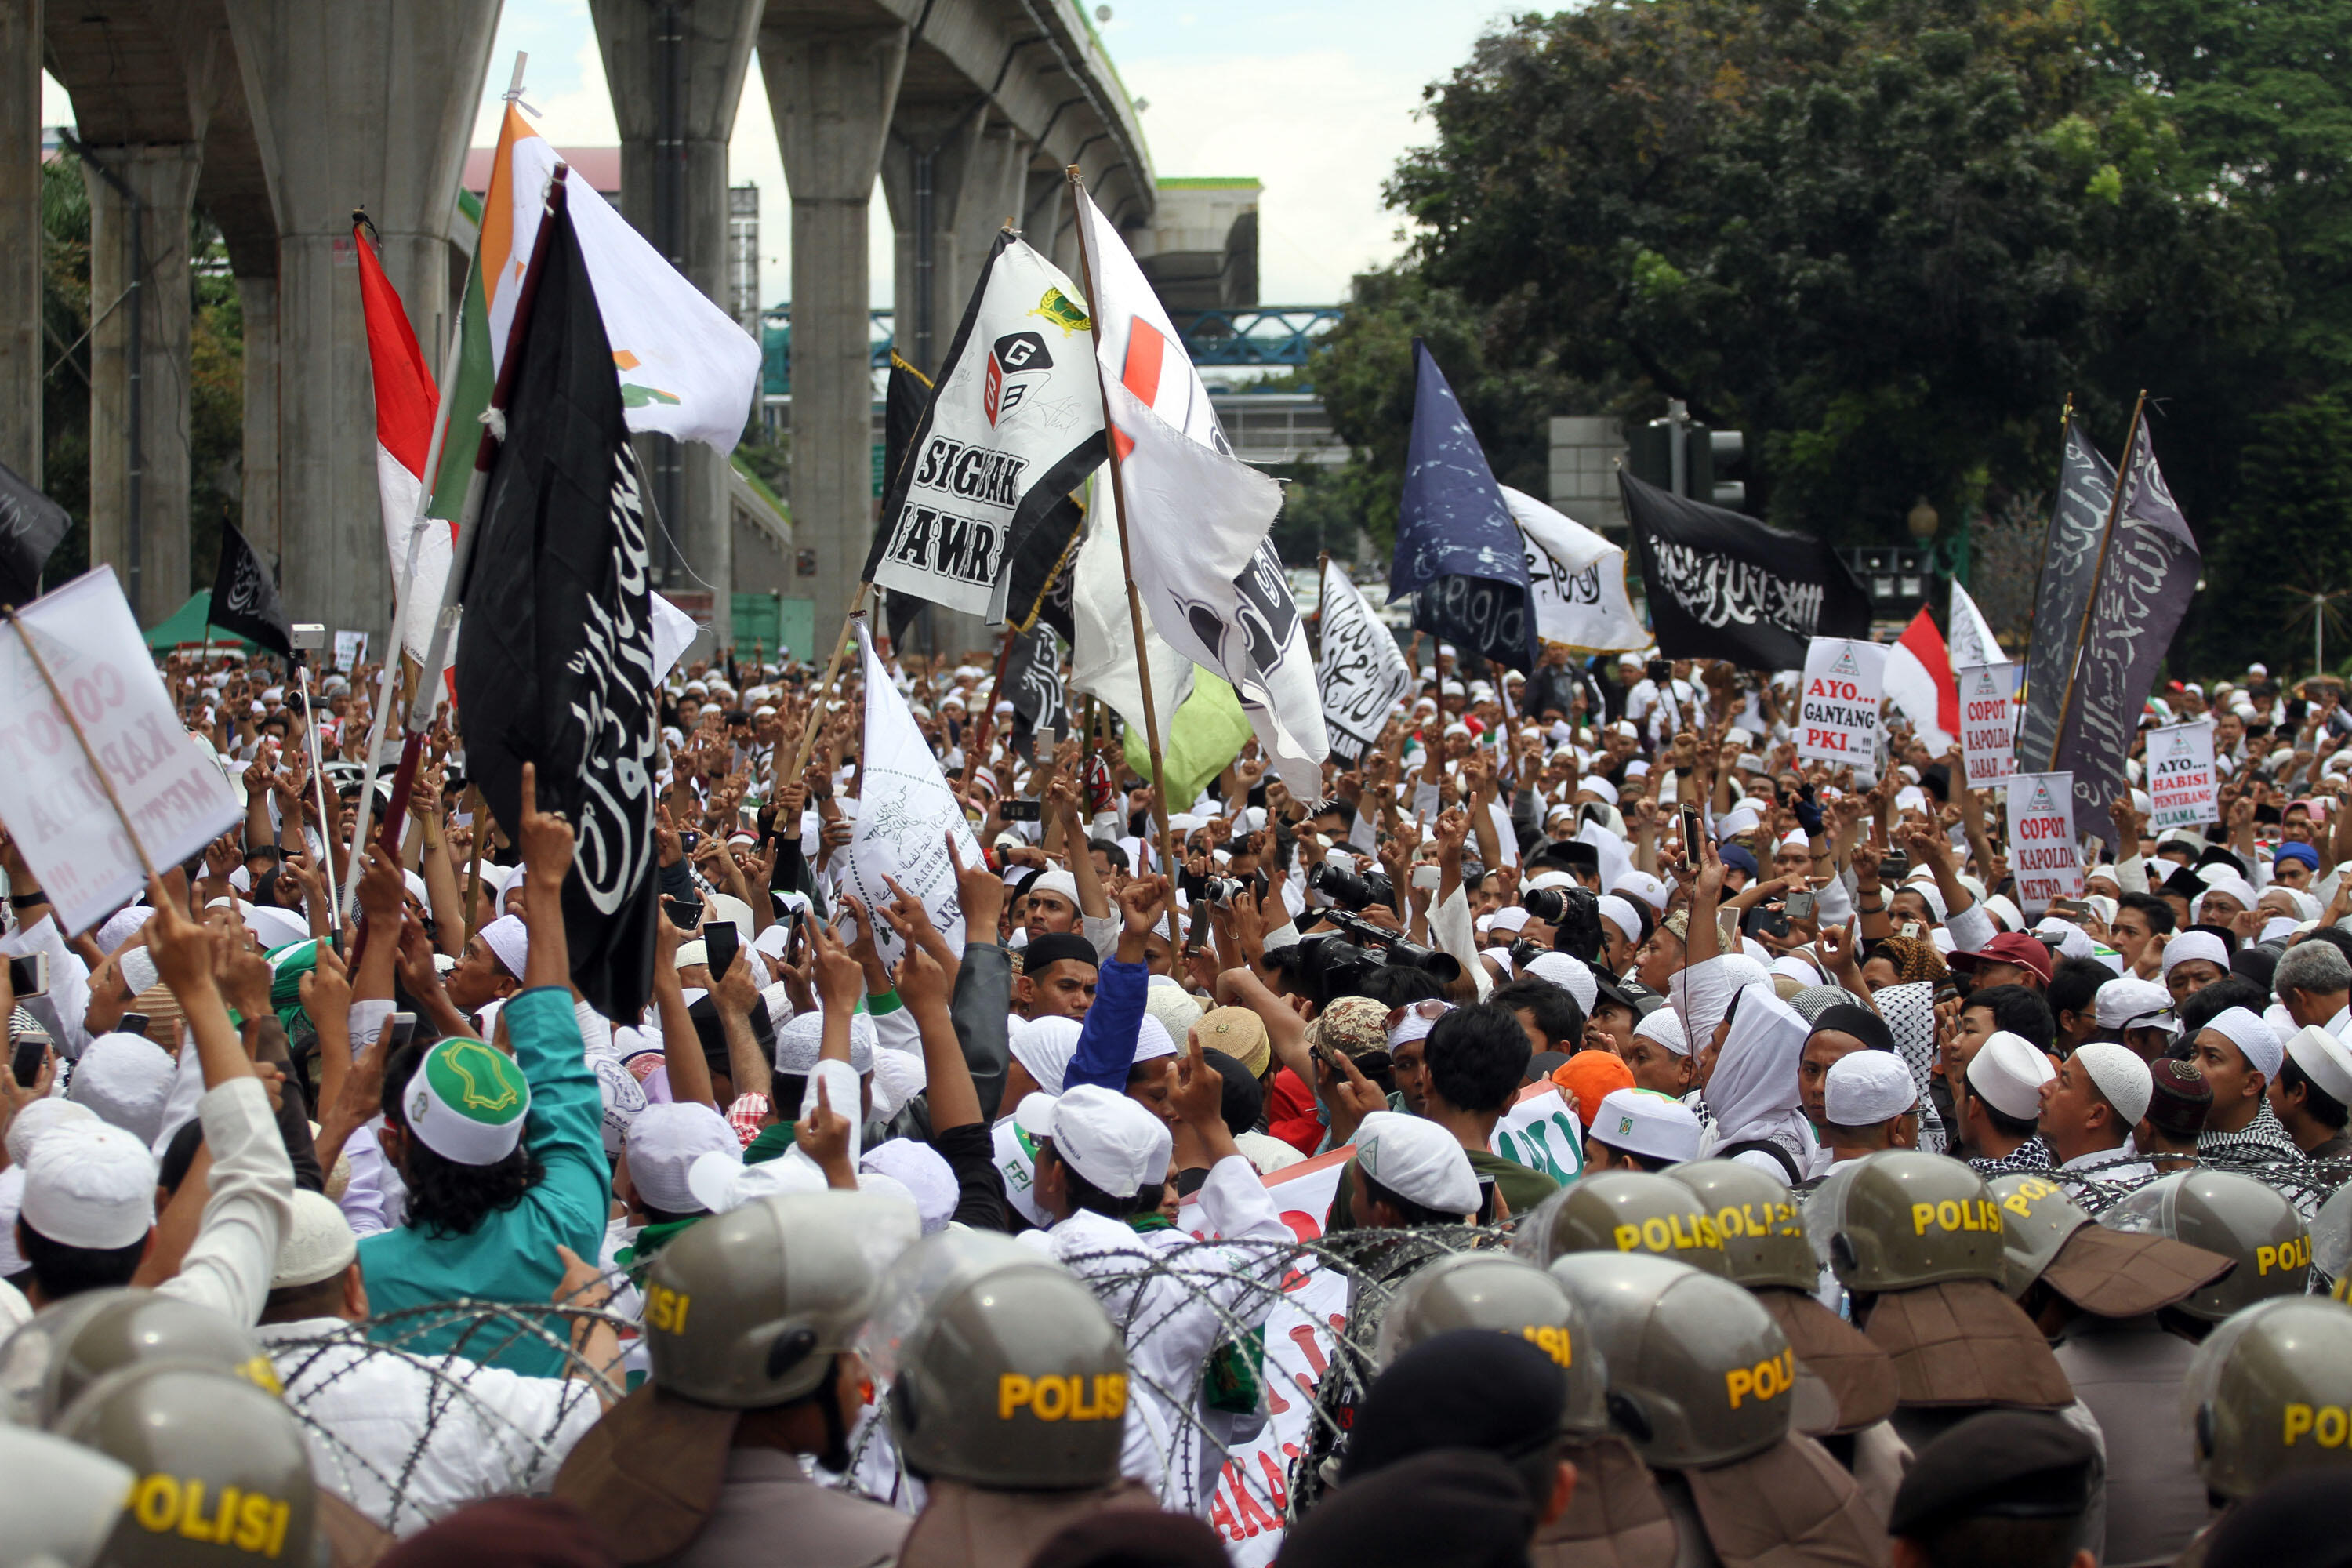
top-left (1671, 1159), bottom-right (1904, 1512)
top-left (554, 1190), bottom-right (920, 1568)
top-left (1546, 1252), bottom-right (1885, 1566)
top-left (0, 1287), bottom-right (281, 1430)
top-left (888, 1247), bottom-right (1157, 1568)
top-left (1807, 1152), bottom-right (2081, 1453)
top-left (1513, 1171), bottom-right (1733, 1276)
top-left (1990, 1174), bottom-right (2235, 1567)
top-left (2097, 1170), bottom-right (2311, 1338)
top-left (0, 1424), bottom-right (133, 1568)
top-left (49, 1360), bottom-right (318, 1568)
top-left (2178, 1297), bottom-right (2352, 1566)
top-left (1373, 1252), bottom-right (1677, 1568)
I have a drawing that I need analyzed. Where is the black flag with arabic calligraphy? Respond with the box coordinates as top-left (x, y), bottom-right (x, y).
top-left (1621, 470), bottom-right (1871, 669)
top-left (0, 459), bottom-right (69, 608)
top-left (208, 519), bottom-right (293, 657)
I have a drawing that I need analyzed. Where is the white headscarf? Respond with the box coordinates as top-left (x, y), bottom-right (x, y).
top-left (1707, 983), bottom-right (1814, 1164)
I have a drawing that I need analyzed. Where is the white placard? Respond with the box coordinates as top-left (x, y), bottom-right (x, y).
top-left (332, 630), bottom-right (367, 673)
top-left (837, 619), bottom-right (982, 962)
top-left (1316, 561), bottom-right (1412, 759)
top-left (2006, 770), bottom-right (2083, 913)
top-left (0, 568), bottom-right (242, 933)
top-left (1956, 663), bottom-right (2015, 789)
top-left (2147, 720), bottom-right (2219, 831)
top-left (1796, 637), bottom-right (1887, 764)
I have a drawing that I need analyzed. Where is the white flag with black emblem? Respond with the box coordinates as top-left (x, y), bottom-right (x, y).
top-left (865, 231), bottom-right (1108, 620)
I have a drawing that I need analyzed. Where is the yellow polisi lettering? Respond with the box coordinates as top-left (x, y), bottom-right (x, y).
top-left (1642, 1217), bottom-right (1673, 1252)
top-left (126, 1476), bottom-right (296, 1559)
top-left (2257, 1235), bottom-right (2311, 1275)
top-left (1521, 1325), bottom-right (1573, 1367)
top-left (1912, 1202), bottom-right (1936, 1236)
top-left (645, 1283), bottom-right (691, 1334)
top-left (1613, 1224), bottom-right (1642, 1253)
top-left (176, 1481), bottom-right (212, 1540)
top-left (999, 1372), bottom-right (1128, 1422)
top-left (1725, 1348), bottom-right (1796, 1409)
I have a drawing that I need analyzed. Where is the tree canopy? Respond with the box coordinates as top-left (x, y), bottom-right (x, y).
top-left (1300, 0), bottom-right (2341, 668)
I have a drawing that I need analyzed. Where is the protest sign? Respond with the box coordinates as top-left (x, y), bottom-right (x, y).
top-left (1185, 1080), bottom-right (1574, 1563)
top-left (332, 630), bottom-right (367, 673)
top-left (0, 568), bottom-right (241, 933)
top-left (1956, 663), bottom-right (2015, 789)
top-left (1316, 561), bottom-right (1411, 760)
top-left (2006, 770), bottom-right (2084, 913)
top-left (1796, 637), bottom-right (1887, 765)
top-left (838, 619), bottom-right (982, 962)
top-left (2147, 720), bottom-right (2219, 831)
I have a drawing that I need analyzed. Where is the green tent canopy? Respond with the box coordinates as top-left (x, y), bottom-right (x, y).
top-left (142, 590), bottom-right (256, 652)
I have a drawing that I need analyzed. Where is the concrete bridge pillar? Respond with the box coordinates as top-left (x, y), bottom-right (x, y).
top-left (236, 275), bottom-right (281, 562)
top-left (591, 0), bottom-right (763, 648)
top-left (0, 0), bottom-right (40, 489)
top-left (223, 0), bottom-right (496, 637)
top-left (82, 144), bottom-right (201, 625)
top-left (760, 18), bottom-right (906, 661)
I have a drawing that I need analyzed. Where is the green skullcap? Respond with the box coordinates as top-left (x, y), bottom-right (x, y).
top-left (402, 1036), bottom-right (532, 1165)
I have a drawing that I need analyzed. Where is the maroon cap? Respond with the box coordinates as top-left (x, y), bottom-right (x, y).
top-left (1950, 931), bottom-right (2054, 985)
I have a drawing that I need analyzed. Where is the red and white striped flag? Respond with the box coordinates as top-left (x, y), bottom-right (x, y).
top-left (1885, 606), bottom-right (1958, 754)
top-left (354, 227), bottom-right (451, 672)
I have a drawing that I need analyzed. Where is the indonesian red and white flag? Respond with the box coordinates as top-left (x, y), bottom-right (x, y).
top-left (1073, 187), bottom-right (1328, 796)
top-left (354, 227), bottom-right (449, 670)
top-left (1885, 605), bottom-right (1958, 754)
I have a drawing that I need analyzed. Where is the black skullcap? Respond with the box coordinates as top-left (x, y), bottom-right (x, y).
top-left (1029, 1508), bottom-right (1229, 1568)
top-left (1808, 1004), bottom-right (1896, 1055)
top-left (1277, 1448), bottom-right (1537, 1568)
top-left (1021, 933), bottom-right (1101, 975)
top-left (1340, 1330), bottom-right (1566, 1485)
top-left (2202, 1472), bottom-right (2352, 1568)
top-left (1201, 1047), bottom-right (1265, 1138)
top-left (1886, 1410), bottom-right (2097, 1539)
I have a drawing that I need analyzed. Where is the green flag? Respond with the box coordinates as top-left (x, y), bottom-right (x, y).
top-left (1127, 671), bottom-right (1254, 808)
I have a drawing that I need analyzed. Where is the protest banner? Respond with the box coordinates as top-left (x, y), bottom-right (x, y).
top-left (1796, 636), bottom-right (1887, 765)
top-left (838, 619), bottom-right (982, 961)
top-left (2146, 720), bottom-right (2219, 830)
top-left (0, 568), bottom-right (241, 933)
top-left (2006, 770), bottom-right (2084, 913)
top-left (1184, 1080), bottom-right (1573, 1562)
top-left (332, 630), bottom-right (368, 673)
top-left (1956, 663), bottom-right (2016, 789)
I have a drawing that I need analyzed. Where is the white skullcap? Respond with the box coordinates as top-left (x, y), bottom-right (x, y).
top-left (1524, 952), bottom-right (1599, 1015)
top-left (96, 907), bottom-right (152, 954)
top-left (476, 913), bottom-right (530, 979)
top-left (626, 1102), bottom-right (742, 1214)
top-left (271, 1189), bottom-right (359, 1290)
top-left (2284, 1024), bottom-right (2352, 1107)
top-left (1008, 1014), bottom-right (1083, 1095)
top-left (773, 1009), bottom-right (877, 1076)
top-left (67, 1033), bottom-right (177, 1145)
top-left (1026, 869), bottom-right (1081, 910)
top-left (1354, 1111), bottom-right (1480, 1216)
top-left (0, 1166), bottom-right (24, 1278)
top-left (2092, 977), bottom-right (2173, 1031)
top-left (1579, 777), bottom-right (1620, 806)
top-left (1046, 1085), bottom-right (1170, 1199)
top-left (1595, 895), bottom-right (1642, 944)
top-left (1612, 872), bottom-right (1670, 913)
top-left (2200, 1006), bottom-right (2283, 1080)
top-left (1589, 1088), bottom-right (1702, 1164)
top-left (115, 946), bottom-right (160, 1000)
top-left (1716, 806), bottom-right (1762, 840)
top-left (1133, 1013), bottom-right (1178, 1065)
top-left (1780, 830), bottom-right (1809, 851)
top-left (2161, 931), bottom-right (2230, 977)
top-left (1489, 907), bottom-right (1533, 935)
top-left (860, 1138), bottom-right (958, 1234)
top-left (5, 1098), bottom-right (97, 1168)
top-left (2071, 1042), bottom-right (2154, 1127)
top-left (1982, 894), bottom-right (2024, 933)
top-left (1772, 953), bottom-right (1824, 985)
top-left (595, 1054), bottom-right (648, 1155)
top-left (1527, 870), bottom-right (1575, 893)
top-left (20, 1119), bottom-right (158, 1249)
top-left (1824, 1051), bottom-right (1918, 1125)
top-left (2033, 918), bottom-right (2096, 962)
top-left (1900, 877), bottom-right (1949, 923)
top-left (1965, 1032), bottom-right (2055, 1120)
top-left (1633, 1008), bottom-right (1689, 1056)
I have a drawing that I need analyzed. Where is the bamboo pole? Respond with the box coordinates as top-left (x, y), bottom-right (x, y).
top-left (5, 608), bottom-right (158, 880)
top-left (788, 581), bottom-right (870, 786)
top-left (2047, 389), bottom-right (2146, 771)
top-left (1065, 166), bottom-right (1180, 880)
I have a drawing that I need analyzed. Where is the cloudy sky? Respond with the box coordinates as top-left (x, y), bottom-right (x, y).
top-left (46, 0), bottom-right (1505, 307)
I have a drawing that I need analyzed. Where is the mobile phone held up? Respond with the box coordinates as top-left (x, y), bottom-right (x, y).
top-left (704, 921), bottom-right (741, 984)
top-left (1000, 798), bottom-right (1044, 823)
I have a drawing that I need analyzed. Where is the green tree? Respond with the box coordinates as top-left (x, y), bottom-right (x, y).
top-left (40, 158), bottom-right (89, 583)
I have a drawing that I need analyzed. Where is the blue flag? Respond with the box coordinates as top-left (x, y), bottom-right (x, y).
top-left (1389, 339), bottom-right (1536, 670)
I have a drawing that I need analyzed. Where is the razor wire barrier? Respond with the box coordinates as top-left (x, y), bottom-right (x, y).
top-left (300, 1151), bottom-right (2350, 1537)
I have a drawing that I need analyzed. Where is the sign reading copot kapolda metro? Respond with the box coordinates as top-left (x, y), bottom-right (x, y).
top-left (2006, 771), bottom-right (2084, 914)
top-left (865, 230), bottom-right (1107, 622)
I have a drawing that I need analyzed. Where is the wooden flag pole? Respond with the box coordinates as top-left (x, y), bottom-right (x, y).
top-left (789, 581), bottom-right (870, 785)
top-left (1065, 165), bottom-right (1180, 880)
top-left (4, 608), bottom-right (158, 881)
top-left (2047, 388), bottom-right (2146, 771)
top-left (960, 625), bottom-right (1020, 794)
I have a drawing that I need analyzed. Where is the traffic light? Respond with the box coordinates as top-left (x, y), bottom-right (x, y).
top-left (1622, 402), bottom-right (1750, 514)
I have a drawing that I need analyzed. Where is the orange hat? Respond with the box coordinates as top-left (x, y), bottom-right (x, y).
top-left (1550, 1050), bottom-right (1635, 1127)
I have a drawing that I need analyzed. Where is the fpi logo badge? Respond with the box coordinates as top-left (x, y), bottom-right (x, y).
top-left (984, 331), bottom-right (1052, 426)
top-left (1828, 646), bottom-right (1860, 679)
top-left (2027, 778), bottom-right (2060, 815)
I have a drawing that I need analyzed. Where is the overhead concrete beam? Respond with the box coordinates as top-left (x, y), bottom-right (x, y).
top-left (223, 0), bottom-right (497, 637)
top-left (761, 13), bottom-right (908, 659)
top-left (0, 0), bottom-right (40, 485)
top-left (591, 0), bottom-right (765, 645)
